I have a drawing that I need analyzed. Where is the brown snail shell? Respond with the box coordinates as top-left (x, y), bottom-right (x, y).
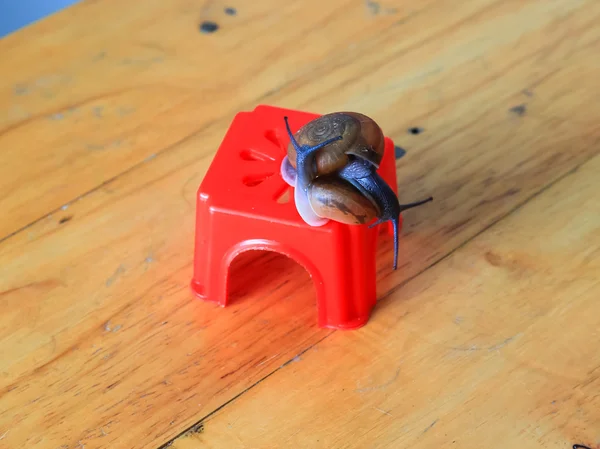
top-left (307, 175), bottom-right (381, 225)
top-left (286, 112), bottom-right (385, 175)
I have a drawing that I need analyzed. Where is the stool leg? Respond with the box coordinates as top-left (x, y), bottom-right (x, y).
top-left (190, 199), bottom-right (230, 306)
top-left (311, 225), bottom-right (379, 329)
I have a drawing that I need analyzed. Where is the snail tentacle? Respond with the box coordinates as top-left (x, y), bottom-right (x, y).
top-left (284, 116), bottom-right (342, 189)
top-left (284, 116), bottom-right (342, 227)
top-left (339, 159), bottom-right (432, 270)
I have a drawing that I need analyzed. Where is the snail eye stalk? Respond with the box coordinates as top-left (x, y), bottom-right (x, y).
top-left (284, 116), bottom-right (343, 158)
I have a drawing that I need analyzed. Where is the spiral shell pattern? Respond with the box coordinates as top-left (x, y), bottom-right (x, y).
top-left (286, 112), bottom-right (385, 176)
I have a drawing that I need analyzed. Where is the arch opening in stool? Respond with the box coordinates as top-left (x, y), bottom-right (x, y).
top-left (223, 240), bottom-right (324, 313)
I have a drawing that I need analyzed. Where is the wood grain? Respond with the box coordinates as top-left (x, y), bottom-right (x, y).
top-left (0, 0), bottom-right (599, 448)
top-left (179, 151), bottom-right (600, 449)
top-left (0, 0), bottom-right (418, 239)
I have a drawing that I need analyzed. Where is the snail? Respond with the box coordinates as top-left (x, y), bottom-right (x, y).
top-left (280, 112), bottom-right (386, 227)
top-left (281, 112), bottom-right (432, 270)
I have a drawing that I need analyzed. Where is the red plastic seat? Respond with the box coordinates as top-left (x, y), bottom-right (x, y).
top-left (190, 105), bottom-right (400, 329)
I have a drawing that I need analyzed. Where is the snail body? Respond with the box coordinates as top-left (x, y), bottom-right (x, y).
top-left (337, 158), bottom-right (432, 270)
top-left (282, 113), bottom-right (432, 270)
top-left (282, 112), bottom-right (386, 226)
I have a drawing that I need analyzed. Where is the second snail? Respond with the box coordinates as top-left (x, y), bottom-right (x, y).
top-left (280, 112), bottom-right (432, 270)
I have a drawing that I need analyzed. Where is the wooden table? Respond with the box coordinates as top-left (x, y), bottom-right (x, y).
top-left (1, 1), bottom-right (599, 448)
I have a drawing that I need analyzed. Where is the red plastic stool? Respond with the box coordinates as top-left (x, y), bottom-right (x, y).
top-left (190, 105), bottom-right (401, 329)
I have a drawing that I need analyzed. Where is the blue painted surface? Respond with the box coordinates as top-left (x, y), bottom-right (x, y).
top-left (0, 0), bottom-right (80, 37)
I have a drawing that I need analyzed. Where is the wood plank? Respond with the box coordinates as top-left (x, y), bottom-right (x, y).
top-left (172, 148), bottom-right (600, 449)
top-left (0, 0), bottom-right (420, 240)
top-left (1, 0), bottom-right (600, 448)
top-left (3, 0), bottom-right (594, 241)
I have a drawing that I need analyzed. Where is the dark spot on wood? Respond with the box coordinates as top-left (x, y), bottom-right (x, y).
top-left (394, 146), bottom-right (407, 159)
top-left (408, 127), bottom-right (423, 135)
top-left (365, 0), bottom-right (380, 15)
top-left (59, 216), bottom-right (72, 224)
top-left (484, 251), bottom-right (502, 267)
top-left (189, 423), bottom-right (204, 434)
top-left (199, 21), bottom-right (219, 33)
top-left (105, 264), bottom-right (126, 287)
top-left (14, 84), bottom-right (29, 95)
top-left (224, 7), bottom-right (237, 15)
top-left (93, 51), bottom-right (107, 61)
top-left (422, 419), bottom-right (438, 434)
top-left (443, 217), bottom-right (472, 235)
top-left (573, 445), bottom-right (592, 449)
top-left (509, 104), bottom-right (527, 116)
top-left (475, 188), bottom-right (520, 208)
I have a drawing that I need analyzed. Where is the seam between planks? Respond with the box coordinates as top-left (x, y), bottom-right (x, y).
top-left (156, 331), bottom-right (336, 449)
top-left (0, 5), bottom-right (414, 244)
top-left (0, 120), bottom-right (214, 246)
top-left (1, 0), bottom-right (535, 244)
top-left (155, 148), bottom-right (600, 449)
